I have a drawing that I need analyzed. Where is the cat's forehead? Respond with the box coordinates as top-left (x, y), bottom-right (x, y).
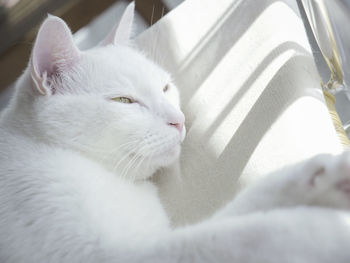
top-left (79, 45), bottom-right (171, 95)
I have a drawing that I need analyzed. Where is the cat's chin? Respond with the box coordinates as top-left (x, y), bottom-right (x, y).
top-left (136, 144), bottom-right (180, 174)
top-left (144, 145), bottom-right (181, 166)
top-left (156, 144), bottom-right (181, 167)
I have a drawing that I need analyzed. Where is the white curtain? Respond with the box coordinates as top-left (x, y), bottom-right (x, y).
top-left (136, 0), bottom-right (342, 225)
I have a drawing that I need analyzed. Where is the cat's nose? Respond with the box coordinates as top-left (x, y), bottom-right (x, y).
top-left (168, 122), bottom-right (184, 132)
top-left (167, 110), bottom-right (185, 133)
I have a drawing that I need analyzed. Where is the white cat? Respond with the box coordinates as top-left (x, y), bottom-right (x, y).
top-left (1, 2), bottom-right (350, 262)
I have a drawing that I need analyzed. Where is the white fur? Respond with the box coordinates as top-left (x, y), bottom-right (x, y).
top-left (1, 3), bottom-right (350, 262)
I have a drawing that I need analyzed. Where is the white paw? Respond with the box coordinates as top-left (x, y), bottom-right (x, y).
top-left (219, 151), bottom-right (350, 217)
top-left (304, 151), bottom-right (350, 209)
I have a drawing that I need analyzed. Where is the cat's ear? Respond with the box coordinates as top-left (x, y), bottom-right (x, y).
top-left (100, 2), bottom-right (135, 46)
top-left (30, 15), bottom-right (80, 95)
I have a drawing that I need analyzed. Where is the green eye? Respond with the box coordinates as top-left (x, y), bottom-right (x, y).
top-left (112, 97), bottom-right (133, 104)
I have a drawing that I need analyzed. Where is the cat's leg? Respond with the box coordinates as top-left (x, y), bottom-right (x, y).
top-left (8, 207), bottom-right (350, 263)
top-left (146, 207), bottom-right (350, 263)
top-left (216, 151), bottom-right (350, 217)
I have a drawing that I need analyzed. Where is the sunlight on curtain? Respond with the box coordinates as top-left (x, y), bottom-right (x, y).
top-left (136, 0), bottom-right (342, 225)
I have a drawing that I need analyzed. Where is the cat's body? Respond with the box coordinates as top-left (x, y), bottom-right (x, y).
top-left (1, 3), bottom-right (350, 262)
top-left (0, 123), bottom-right (168, 262)
top-left (0, 28), bottom-right (172, 261)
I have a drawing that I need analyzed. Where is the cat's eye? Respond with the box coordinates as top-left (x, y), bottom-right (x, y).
top-left (163, 85), bottom-right (169, 92)
top-left (112, 97), bottom-right (133, 104)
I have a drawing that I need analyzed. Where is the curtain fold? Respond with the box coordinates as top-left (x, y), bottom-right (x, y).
top-left (136, 0), bottom-right (342, 225)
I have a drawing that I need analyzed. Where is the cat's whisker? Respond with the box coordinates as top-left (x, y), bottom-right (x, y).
top-left (132, 150), bottom-right (156, 182)
top-left (98, 139), bottom-right (140, 164)
top-left (136, 144), bottom-right (160, 181)
top-left (125, 141), bottom-right (154, 180)
top-left (130, 147), bottom-right (150, 177)
top-left (121, 152), bottom-right (141, 180)
top-left (111, 143), bottom-right (141, 176)
top-left (132, 147), bottom-right (155, 181)
top-left (119, 146), bottom-right (139, 179)
top-left (131, 156), bottom-right (146, 181)
top-left (120, 142), bottom-right (150, 180)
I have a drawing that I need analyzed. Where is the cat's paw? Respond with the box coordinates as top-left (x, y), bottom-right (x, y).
top-left (216, 151), bottom-right (350, 218)
top-left (303, 151), bottom-right (350, 209)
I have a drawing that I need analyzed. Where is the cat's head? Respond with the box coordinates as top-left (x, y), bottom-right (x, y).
top-left (19, 2), bottom-right (185, 180)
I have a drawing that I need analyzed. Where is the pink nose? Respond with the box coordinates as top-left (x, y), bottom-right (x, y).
top-left (168, 122), bottom-right (184, 132)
